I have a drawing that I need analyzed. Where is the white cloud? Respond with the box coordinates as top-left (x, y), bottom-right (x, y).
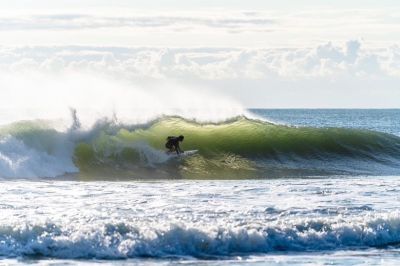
top-left (2, 40), bottom-right (398, 80)
top-left (0, 8), bottom-right (399, 47)
top-left (0, 40), bottom-right (399, 108)
top-left (0, 13), bottom-right (275, 32)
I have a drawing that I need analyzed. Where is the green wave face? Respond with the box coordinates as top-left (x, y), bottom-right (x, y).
top-left (74, 117), bottom-right (400, 179)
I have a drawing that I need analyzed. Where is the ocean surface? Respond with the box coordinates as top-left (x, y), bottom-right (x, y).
top-left (1, 109), bottom-right (400, 265)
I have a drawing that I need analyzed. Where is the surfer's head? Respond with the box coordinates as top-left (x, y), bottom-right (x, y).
top-left (178, 135), bottom-right (184, 141)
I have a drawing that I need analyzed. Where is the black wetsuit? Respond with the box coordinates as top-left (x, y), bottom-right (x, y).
top-left (165, 136), bottom-right (182, 154)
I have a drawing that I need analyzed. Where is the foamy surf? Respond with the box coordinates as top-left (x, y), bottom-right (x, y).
top-left (1, 178), bottom-right (400, 260)
top-left (2, 213), bottom-right (400, 259)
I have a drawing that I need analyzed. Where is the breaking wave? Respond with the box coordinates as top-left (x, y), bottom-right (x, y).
top-left (1, 212), bottom-right (400, 259)
top-left (0, 115), bottom-right (399, 179)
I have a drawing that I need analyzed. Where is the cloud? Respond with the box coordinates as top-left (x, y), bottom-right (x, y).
top-left (0, 13), bottom-right (275, 32)
top-left (0, 8), bottom-right (399, 47)
top-left (0, 40), bottom-right (399, 108)
top-left (1, 40), bottom-right (397, 80)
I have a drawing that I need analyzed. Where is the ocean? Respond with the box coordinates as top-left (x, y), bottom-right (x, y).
top-left (1, 109), bottom-right (400, 265)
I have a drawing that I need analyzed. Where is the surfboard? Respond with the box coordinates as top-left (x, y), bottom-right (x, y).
top-left (167, 150), bottom-right (198, 158)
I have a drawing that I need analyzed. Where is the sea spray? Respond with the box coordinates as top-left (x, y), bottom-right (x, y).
top-left (0, 72), bottom-right (249, 126)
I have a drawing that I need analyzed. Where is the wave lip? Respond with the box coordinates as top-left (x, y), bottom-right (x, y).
top-left (1, 212), bottom-right (400, 259)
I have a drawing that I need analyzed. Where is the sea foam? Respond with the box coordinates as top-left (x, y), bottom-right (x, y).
top-left (1, 212), bottom-right (400, 259)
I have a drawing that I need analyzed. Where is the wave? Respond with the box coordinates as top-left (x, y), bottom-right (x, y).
top-left (0, 116), bottom-right (400, 179)
top-left (0, 121), bottom-right (77, 179)
top-left (1, 212), bottom-right (400, 259)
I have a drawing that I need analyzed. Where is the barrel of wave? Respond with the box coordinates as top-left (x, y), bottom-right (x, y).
top-left (73, 117), bottom-right (266, 179)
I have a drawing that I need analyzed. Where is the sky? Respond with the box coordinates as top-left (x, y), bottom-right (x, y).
top-left (0, 0), bottom-right (399, 108)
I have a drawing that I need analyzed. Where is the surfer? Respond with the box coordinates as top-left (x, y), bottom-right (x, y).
top-left (165, 135), bottom-right (184, 154)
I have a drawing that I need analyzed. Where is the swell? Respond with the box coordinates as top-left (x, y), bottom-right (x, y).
top-left (1, 116), bottom-right (400, 179)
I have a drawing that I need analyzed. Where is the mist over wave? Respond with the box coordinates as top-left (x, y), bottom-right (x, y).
top-left (0, 67), bottom-right (399, 179)
top-left (0, 69), bottom-right (257, 178)
top-left (0, 72), bottom-right (249, 126)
